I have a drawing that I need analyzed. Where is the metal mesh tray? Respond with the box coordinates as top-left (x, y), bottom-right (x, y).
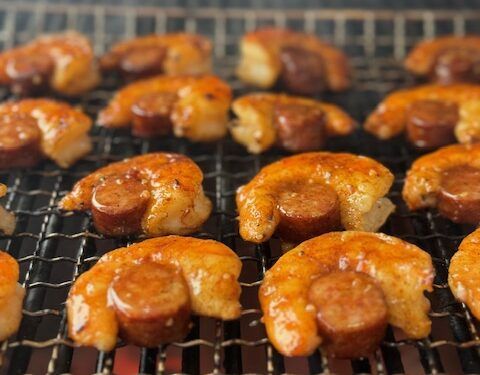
top-left (1, 3), bottom-right (480, 374)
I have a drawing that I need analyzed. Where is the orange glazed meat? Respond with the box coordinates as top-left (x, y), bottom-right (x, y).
top-left (59, 153), bottom-right (212, 237)
top-left (100, 33), bottom-right (212, 80)
top-left (98, 75), bottom-right (232, 142)
top-left (403, 143), bottom-right (480, 224)
top-left (0, 31), bottom-right (99, 96)
top-left (259, 232), bottom-right (434, 357)
top-left (449, 228), bottom-right (480, 320)
top-left (365, 84), bottom-right (480, 145)
top-left (0, 250), bottom-right (25, 341)
top-left (0, 99), bottom-right (92, 169)
top-left (405, 36), bottom-right (480, 84)
top-left (231, 93), bottom-right (356, 154)
top-left (236, 152), bottom-right (395, 244)
top-left (236, 27), bottom-right (351, 95)
top-left (67, 236), bottom-right (242, 351)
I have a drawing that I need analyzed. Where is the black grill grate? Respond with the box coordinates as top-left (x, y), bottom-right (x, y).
top-left (1, 3), bottom-right (480, 374)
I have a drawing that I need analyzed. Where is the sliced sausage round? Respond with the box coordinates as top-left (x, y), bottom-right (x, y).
top-left (6, 54), bottom-right (54, 95)
top-left (438, 165), bottom-right (480, 224)
top-left (109, 261), bottom-right (191, 347)
top-left (432, 48), bottom-right (480, 84)
top-left (308, 271), bottom-right (388, 358)
top-left (0, 114), bottom-right (42, 169)
top-left (406, 99), bottom-right (458, 149)
top-left (119, 46), bottom-right (166, 80)
top-left (91, 172), bottom-right (150, 236)
top-left (273, 102), bottom-right (326, 152)
top-left (276, 182), bottom-right (341, 244)
top-left (131, 92), bottom-right (177, 138)
top-left (279, 46), bottom-right (325, 95)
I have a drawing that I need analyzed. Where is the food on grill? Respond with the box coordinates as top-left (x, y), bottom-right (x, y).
top-left (230, 93), bottom-right (355, 153)
top-left (100, 33), bottom-right (212, 80)
top-left (275, 183), bottom-right (341, 244)
top-left (449, 227), bottom-right (480, 319)
top-left (365, 84), bottom-right (480, 145)
top-left (405, 36), bottom-right (480, 84)
top-left (0, 250), bottom-right (25, 341)
top-left (236, 152), bottom-right (395, 244)
top-left (67, 236), bottom-right (242, 350)
top-left (259, 231), bottom-right (434, 357)
top-left (308, 271), bottom-right (388, 358)
top-left (0, 184), bottom-right (15, 235)
top-left (59, 153), bottom-right (212, 237)
top-left (236, 27), bottom-right (351, 95)
top-left (0, 31), bottom-right (100, 96)
top-left (405, 99), bottom-right (458, 149)
top-left (403, 143), bottom-right (480, 224)
top-left (98, 75), bottom-right (232, 142)
top-left (109, 261), bottom-right (191, 346)
top-left (0, 99), bottom-right (92, 169)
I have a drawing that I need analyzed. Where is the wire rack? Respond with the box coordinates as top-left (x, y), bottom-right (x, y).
top-left (1, 2), bottom-right (480, 375)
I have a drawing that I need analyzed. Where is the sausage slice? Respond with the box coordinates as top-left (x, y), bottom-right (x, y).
top-left (6, 53), bottom-right (54, 95)
top-left (438, 165), bottom-right (480, 224)
top-left (119, 46), bottom-right (167, 80)
top-left (276, 182), bottom-right (341, 244)
top-left (131, 92), bottom-right (177, 138)
top-left (308, 271), bottom-right (388, 358)
top-left (433, 48), bottom-right (480, 84)
top-left (91, 172), bottom-right (150, 236)
top-left (279, 46), bottom-right (325, 95)
top-left (109, 261), bottom-right (191, 347)
top-left (273, 102), bottom-right (326, 152)
top-left (406, 99), bottom-right (458, 149)
top-left (0, 113), bottom-right (42, 169)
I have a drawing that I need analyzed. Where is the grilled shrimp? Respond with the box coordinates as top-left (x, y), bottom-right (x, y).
top-left (231, 93), bottom-right (356, 153)
top-left (98, 75), bottom-right (231, 142)
top-left (100, 33), bottom-right (212, 80)
top-left (365, 84), bottom-right (480, 143)
top-left (259, 231), bottom-right (434, 357)
top-left (236, 27), bottom-right (351, 94)
top-left (0, 184), bottom-right (14, 235)
top-left (405, 36), bottom-right (480, 84)
top-left (0, 99), bottom-right (92, 169)
top-left (402, 143), bottom-right (480, 210)
top-left (59, 153), bottom-right (212, 237)
top-left (67, 236), bottom-right (242, 351)
top-left (0, 31), bottom-right (100, 96)
top-left (0, 250), bottom-right (25, 341)
top-left (449, 228), bottom-right (480, 319)
top-left (236, 152), bottom-right (395, 243)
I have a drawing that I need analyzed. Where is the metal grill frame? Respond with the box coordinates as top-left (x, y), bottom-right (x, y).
top-left (1, 3), bottom-right (480, 374)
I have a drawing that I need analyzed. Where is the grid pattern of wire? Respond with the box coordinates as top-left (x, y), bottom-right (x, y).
top-left (1, 3), bottom-right (480, 374)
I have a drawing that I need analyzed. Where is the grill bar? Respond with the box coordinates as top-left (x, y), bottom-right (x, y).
top-left (0, 3), bottom-right (480, 374)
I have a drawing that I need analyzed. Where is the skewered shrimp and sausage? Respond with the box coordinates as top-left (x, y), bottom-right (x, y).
top-left (259, 231), bottom-right (434, 357)
top-left (236, 152), bottom-right (395, 244)
top-left (67, 236), bottom-right (242, 350)
top-left (100, 33), bottom-right (212, 80)
top-left (403, 143), bottom-right (480, 224)
top-left (98, 75), bottom-right (232, 142)
top-left (0, 31), bottom-right (99, 96)
top-left (405, 36), bottom-right (480, 84)
top-left (365, 84), bottom-right (480, 147)
top-left (236, 27), bottom-right (351, 95)
top-left (230, 93), bottom-right (356, 154)
top-left (59, 153), bottom-right (212, 237)
top-left (0, 99), bottom-right (92, 169)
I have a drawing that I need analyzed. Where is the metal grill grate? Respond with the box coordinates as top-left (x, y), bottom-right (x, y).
top-left (1, 3), bottom-right (480, 374)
